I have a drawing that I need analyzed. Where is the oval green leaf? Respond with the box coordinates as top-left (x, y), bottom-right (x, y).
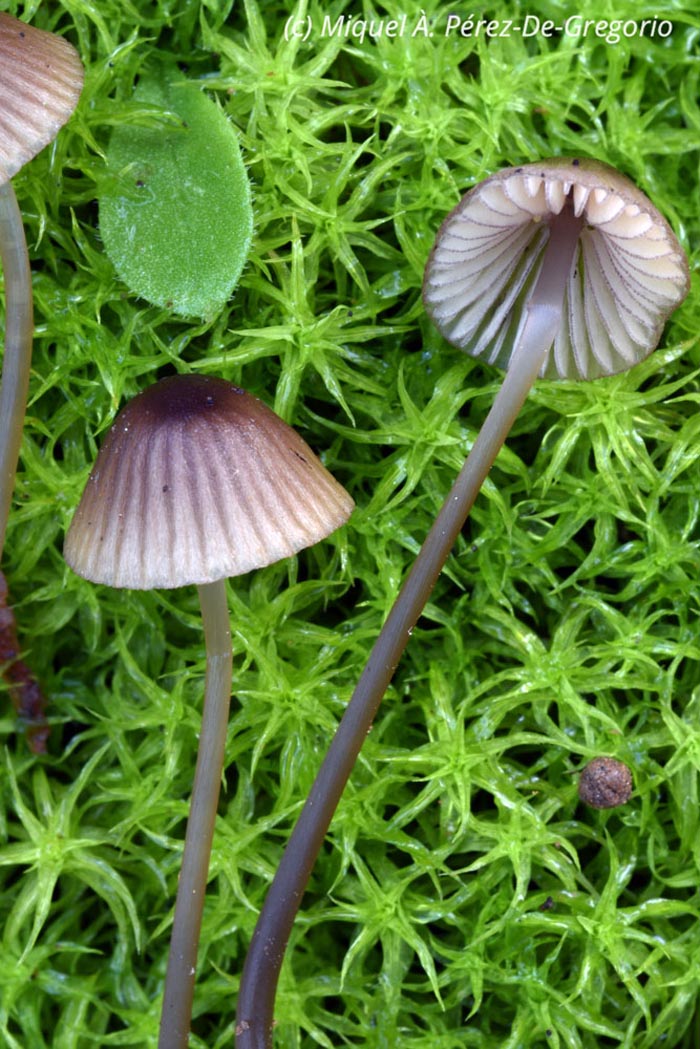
top-left (99, 71), bottom-right (253, 319)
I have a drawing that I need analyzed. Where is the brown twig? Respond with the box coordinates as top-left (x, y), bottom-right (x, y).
top-left (0, 569), bottom-right (48, 752)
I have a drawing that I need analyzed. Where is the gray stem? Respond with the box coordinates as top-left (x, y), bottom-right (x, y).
top-left (159, 578), bottom-right (233, 1049)
top-left (235, 204), bottom-right (583, 1047)
top-left (0, 179), bottom-right (33, 559)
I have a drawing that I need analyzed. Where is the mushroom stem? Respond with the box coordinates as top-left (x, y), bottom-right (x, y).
top-left (235, 202), bottom-right (584, 1047)
top-left (158, 578), bottom-right (233, 1049)
top-left (0, 179), bottom-right (33, 558)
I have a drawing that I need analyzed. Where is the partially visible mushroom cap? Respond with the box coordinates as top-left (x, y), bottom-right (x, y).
top-left (0, 13), bottom-right (84, 183)
top-left (64, 375), bottom-right (355, 589)
top-left (423, 157), bottom-right (689, 380)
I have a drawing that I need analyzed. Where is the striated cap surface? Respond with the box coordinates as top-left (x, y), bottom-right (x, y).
top-left (423, 157), bottom-right (689, 380)
top-left (64, 375), bottom-right (354, 589)
top-left (0, 13), bottom-right (84, 183)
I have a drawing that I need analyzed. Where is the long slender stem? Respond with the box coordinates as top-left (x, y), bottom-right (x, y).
top-left (159, 578), bottom-right (233, 1049)
top-left (235, 204), bottom-right (584, 1048)
top-left (0, 180), bottom-right (33, 559)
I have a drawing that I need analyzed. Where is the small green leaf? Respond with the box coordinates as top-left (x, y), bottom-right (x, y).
top-left (99, 70), bottom-right (253, 318)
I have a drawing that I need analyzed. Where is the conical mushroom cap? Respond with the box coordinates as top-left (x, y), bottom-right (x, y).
top-left (64, 375), bottom-right (354, 589)
top-left (0, 13), bottom-right (84, 183)
top-left (423, 158), bottom-right (689, 380)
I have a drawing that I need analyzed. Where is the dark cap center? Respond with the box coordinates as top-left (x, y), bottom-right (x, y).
top-left (125, 374), bottom-right (246, 425)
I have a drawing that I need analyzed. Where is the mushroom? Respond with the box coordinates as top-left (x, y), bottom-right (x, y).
top-left (63, 373), bottom-right (354, 1049)
top-left (0, 12), bottom-right (83, 553)
top-left (235, 158), bottom-right (689, 1047)
top-left (0, 14), bottom-right (82, 748)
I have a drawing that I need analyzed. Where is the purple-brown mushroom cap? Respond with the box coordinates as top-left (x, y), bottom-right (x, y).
top-left (0, 13), bottom-right (83, 183)
top-left (64, 375), bottom-right (354, 589)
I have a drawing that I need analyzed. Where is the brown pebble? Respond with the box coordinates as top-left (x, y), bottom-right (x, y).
top-left (578, 757), bottom-right (633, 809)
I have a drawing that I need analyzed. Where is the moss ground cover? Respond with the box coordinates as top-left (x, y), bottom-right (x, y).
top-left (0, 0), bottom-right (699, 1046)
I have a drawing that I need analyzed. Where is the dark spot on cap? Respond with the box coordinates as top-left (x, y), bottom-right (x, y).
top-left (118, 375), bottom-right (261, 431)
top-left (572, 158), bottom-right (580, 166)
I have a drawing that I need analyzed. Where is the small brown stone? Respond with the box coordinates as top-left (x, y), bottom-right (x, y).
top-left (578, 757), bottom-right (633, 809)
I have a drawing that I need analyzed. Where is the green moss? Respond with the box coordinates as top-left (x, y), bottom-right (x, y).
top-left (1, 0), bottom-right (699, 1046)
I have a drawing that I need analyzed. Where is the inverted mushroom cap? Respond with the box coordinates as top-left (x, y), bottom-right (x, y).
top-left (423, 157), bottom-right (689, 380)
top-left (0, 13), bottom-right (84, 183)
top-left (64, 375), bottom-right (354, 589)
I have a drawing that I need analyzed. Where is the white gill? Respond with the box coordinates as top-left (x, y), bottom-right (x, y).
top-left (424, 170), bottom-right (688, 379)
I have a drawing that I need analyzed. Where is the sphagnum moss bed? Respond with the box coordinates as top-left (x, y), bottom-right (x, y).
top-left (0, 1), bottom-right (699, 1047)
